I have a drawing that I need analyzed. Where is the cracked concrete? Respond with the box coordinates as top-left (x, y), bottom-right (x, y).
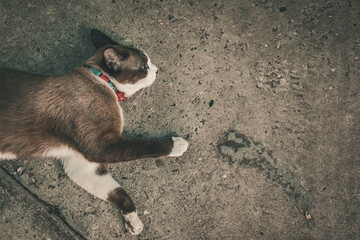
top-left (0, 166), bottom-right (85, 239)
top-left (1, 0), bottom-right (359, 239)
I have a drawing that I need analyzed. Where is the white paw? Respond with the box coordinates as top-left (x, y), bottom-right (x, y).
top-left (124, 212), bottom-right (144, 235)
top-left (168, 137), bottom-right (189, 157)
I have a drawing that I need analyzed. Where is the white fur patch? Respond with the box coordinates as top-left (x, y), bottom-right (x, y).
top-left (42, 145), bottom-right (76, 158)
top-left (168, 137), bottom-right (189, 157)
top-left (124, 211), bottom-right (144, 235)
top-left (57, 148), bottom-right (120, 201)
top-left (116, 53), bottom-right (158, 97)
top-left (0, 152), bottom-right (17, 160)
top-left (119, 105), bottom-right (124, 133)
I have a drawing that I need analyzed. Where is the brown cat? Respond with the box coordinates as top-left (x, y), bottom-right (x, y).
top-left (0, 29), bottom-right (188, 235)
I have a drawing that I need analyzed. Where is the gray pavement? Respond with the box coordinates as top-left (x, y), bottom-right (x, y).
top-left (0, 167), bottom-right (85, 239)
top-left (0, 0), bottom-right (359, 239)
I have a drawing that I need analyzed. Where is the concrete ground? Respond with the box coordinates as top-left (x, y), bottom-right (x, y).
top-left (0, 0), bottom-right (359, 239)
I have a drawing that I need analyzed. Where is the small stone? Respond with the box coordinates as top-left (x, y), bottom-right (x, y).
top-left (144, 210), bottom-right (150, 215)
top-left (17, 167), bottom-right (23, 175)
top-left (155, 159), bottom-right (164, 167)
top-left (209, 100), bottom-right (214, 107)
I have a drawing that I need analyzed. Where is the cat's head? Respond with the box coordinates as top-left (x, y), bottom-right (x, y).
top-left (85, 29), bottom-right (158, 97)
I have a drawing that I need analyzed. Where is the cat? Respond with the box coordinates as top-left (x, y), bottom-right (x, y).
top-left (0, 29), bottom-right (188, 235)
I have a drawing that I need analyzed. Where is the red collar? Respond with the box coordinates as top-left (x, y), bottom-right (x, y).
top-left (88, 67), bottom-right (125, 102)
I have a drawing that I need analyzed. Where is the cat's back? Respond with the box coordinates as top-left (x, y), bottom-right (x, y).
top-left (0, 68), bottom-right (45, 83)
top-left (0, 68), bottom-right (46, 119)
top-left (0, 68), bottom-right (83, 119)
top-left (0, 68), bottom-right (46, 100)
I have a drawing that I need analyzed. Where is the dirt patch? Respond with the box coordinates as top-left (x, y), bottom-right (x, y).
top-left (219, 130), bottom-right (311, 215)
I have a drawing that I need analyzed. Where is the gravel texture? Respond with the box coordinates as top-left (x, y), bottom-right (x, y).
top-left (0, 0), bottom-right (359, 239)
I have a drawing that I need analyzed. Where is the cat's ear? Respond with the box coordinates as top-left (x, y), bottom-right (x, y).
top-left (103, 48), bottom-right (127, 71)
top-left (91, 29), bottom-right (118, 49)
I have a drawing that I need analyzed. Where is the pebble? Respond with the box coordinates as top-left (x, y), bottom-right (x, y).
top-left (17, 167), bottom-right (23, 175)
top-left (209, 100), bottom-right (214, 107)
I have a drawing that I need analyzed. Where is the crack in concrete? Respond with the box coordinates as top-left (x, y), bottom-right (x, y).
top-left (218, 131), bottom-right (312, 216)
top-left (0, 165), bottom-right (87, 240)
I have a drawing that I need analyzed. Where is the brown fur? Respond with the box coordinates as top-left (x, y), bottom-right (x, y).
top-left (108, 187), bottom-right (136, 214)
top-left (96, 164), bottom-right (108, 176)
top-left (0, 30), bottom-right (184, 235)
top-left (0, 31), bottom-right (173, 162)
top-left (84, 45), bottom-right (148, 84)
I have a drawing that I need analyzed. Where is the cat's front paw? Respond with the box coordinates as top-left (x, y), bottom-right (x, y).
top-left (168, 137), bottom-right (189, 157)
top-left (124, 212), bottom-right (144, 235)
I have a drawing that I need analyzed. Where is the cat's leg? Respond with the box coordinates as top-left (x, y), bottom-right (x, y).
top-left (84, 136), bottom-right (188, 163)
top-left (61, 151), bottom-right (143, 235)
